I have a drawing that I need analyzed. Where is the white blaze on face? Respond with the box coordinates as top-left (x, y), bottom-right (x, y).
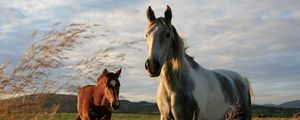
top-left (110, 80), bottom-right (117, 87)
top-left (146, 25), bottom-right (159, 58)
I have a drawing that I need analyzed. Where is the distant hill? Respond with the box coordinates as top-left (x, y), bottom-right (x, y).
top-left (263, 100), bottom-right (300, 109)
top-left (0, 93), bottom-right (78, 113)
top-left (0, 93), bottom-right (158, 114)
top-left (1, 93), bottom-right (300, 117)
top-left (280, 100), bottom-right (300, 108)
top-left (263, 103), bottom-right (280, 108)
top-left (116, 100), bottom-right (158, 114)
top-left (252, 105), bottom-right (300, 117)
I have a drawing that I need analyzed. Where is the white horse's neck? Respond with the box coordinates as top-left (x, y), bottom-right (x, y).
top-left (160, 51), bottom-right (202, 119)
top-left (160, 52), bottom-right (190, 91)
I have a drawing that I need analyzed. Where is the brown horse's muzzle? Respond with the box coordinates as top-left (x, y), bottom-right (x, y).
top-left (112, 102), bottom-right (120, 110)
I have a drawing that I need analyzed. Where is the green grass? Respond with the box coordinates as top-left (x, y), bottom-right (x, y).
top-left (55, 113), bottom-right (78, 120)
top-left (52, 113), bottom-right (298, 120)
top-left (255, 118), bottom-right (293, 120)
top-left (111, 113), bottom-right (160, 120)
top-left (55, 113), bottom-right (160, 120)
top-left (3, 113), bottom-right (297, 120)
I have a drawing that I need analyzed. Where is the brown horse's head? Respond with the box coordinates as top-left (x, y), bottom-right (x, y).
top-left (97, 68), bottom-right (122, 110)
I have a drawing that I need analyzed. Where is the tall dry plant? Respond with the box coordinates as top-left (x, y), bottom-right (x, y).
top-left (75, 47), bottom-right (125, 81)
top-left (292, 112), bottom-right (300, 120)
top-left (74, 38), bottom-right (143, 82)
top-left (0, 23), bottom-right (99, 119)
top-left (226, 99), bottom-right (245, 120)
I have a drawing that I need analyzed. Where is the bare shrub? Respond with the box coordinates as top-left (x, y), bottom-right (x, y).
top-left (0, 23), bottom-right (98, 119)
top-left (292, 112), bottom-right (300, 120)
top-left (226, 99), bottom-right (244, 120)
top-left (74, 38), bottom-right (143, 82)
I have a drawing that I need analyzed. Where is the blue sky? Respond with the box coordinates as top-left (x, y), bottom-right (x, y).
top-left (1, 0), bottom-right (300, 104)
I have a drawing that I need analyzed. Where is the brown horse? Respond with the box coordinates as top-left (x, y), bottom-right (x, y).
top-left (77, 68), bottom-right (122, 120)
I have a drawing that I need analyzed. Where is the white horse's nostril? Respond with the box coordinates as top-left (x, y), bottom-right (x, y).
top-left (145, 59), bottom-right (150, 70)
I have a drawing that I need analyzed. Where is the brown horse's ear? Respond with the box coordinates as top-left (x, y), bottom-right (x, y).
top-left (147, 6), bottom-right (156, 22)
top-left (97, 68), bottom-right (108, 82)
top-left (103, 68), bottom-right (108, 75)
top-left (115, 68), bottom-right (122, 78)
top-left (164, 5), bottom-right (172, 23)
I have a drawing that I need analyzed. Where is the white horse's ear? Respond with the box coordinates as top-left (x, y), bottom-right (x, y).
top-left (147, 6), bottom-right (156, 22)
top-left (115, 68), bottom-right (122, 78)
top-left (164, 5), bottom-right (172, 23)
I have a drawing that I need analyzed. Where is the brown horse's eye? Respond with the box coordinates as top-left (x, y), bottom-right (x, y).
top-left (145, 34), bottom-right (148, 37)
top-left (107, 84), bottom-right (112, 88)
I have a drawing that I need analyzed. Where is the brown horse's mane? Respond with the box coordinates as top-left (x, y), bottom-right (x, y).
top-left (97, 72), bottom-right (116, 82)
top-left (97, 73), bottom-right (106, 82)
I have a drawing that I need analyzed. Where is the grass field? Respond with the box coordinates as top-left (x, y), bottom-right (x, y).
top-left (55, 113), bottom-right (160, 120)
top-left (54, 113), bottom-right (297, 120)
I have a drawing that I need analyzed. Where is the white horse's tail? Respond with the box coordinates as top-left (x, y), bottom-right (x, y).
top-left (243, 76), bottom-right (255, 105)
top-left (243, 76), bottom-right (253, 96)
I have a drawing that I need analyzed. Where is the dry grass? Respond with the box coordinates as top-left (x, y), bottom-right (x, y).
top-left (74, 37), bottom-right (143, 82)
top-left (226, 99), bottom-right (300, 120)
top-left (292, 112), bottom-right (300, 120)
top-left (226, 99), bottom-right (243, 120)
top-left (0, 23), bottom-right (99, 119)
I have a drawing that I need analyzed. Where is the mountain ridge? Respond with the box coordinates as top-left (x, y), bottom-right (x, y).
top-left (263, 100), bottom-right (300, 108)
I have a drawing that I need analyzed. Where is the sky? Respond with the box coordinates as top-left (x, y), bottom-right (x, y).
top-left (1, 0), bottom-right (300, 104)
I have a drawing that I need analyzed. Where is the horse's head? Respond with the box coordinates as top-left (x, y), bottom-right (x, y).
top-left (98, 68), bottom-right (122, 110)
top-left (144, 5), bottom-right (176, 77)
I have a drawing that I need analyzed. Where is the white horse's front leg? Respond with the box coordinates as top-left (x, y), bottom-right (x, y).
top-left (157, 95), bottom-right (172, 120)
top-left (157, 83), bottom-right (173, 120)
top-left (170, 94), bottom-right (183, 120)
top-left (171, 93), bottom-right (199, 120)
top-left (157, 99), bottom-right (171, 119)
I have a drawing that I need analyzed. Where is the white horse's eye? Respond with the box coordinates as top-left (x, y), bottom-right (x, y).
top-left (166, 32), bottom-right (171, 38)
top-left (146, 34), bottom-right (148, 37)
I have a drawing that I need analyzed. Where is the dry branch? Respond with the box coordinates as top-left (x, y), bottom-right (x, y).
top-left (0, 23), bottom-right (99, 119)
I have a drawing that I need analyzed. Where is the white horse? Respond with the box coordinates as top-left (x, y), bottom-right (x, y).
top-left (144, 6), bottom-right (252, 120)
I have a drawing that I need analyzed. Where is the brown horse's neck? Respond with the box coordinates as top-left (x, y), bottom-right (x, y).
top-left (93, 80), bottom-right (106, 106)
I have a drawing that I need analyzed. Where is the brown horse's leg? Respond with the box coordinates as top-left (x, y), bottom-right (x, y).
top-left (76, 115), bottom-right (81, 120)
top-left (105, 113), bottom-right (112, 120)
top-left (78, 103), bottom-right (90, 120)
top-left (82, 105), bottom-right (91, 120)
top-left (82, 113), bottom-right (90, 120)
top-left (83, 109), bottom-right (92, 120)
top-left (103, 108), bottom-right (112, 120)
top-left (78, 92), bottom-right (85, 120)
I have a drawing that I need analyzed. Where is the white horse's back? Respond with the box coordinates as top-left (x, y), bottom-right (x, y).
top-left (191, 68), bottom-right (252, 119)
top-left (212, 69), bottom-right (252, 119)
top-left (213, 69), bottom-right (251, 104)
